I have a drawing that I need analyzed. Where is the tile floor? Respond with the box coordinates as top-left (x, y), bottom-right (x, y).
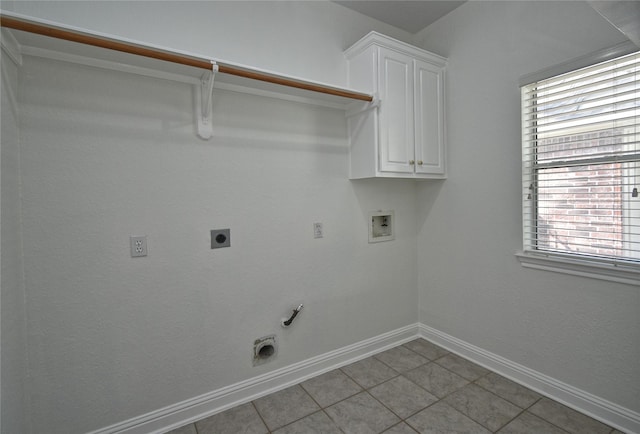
top-left (166, 338), bottom-right (624, 434)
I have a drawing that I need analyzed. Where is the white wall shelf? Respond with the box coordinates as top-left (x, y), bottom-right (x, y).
top-left (0, 11), bottom-right (373, 139)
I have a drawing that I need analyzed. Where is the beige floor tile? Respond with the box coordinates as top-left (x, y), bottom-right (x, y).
top-left (403, 339), bottom-right (450, 360)
top-left (341, 356), bottom-right (399, 389)
top-left (195, 402), bottom-right (267, 434)
top-left (383, 421), bottom-right (421, 433)
top-left (529, 398), bottom-right (611, 434)
top-left (406, 401), bottom-right (490, 434)
top-left (369, 376), bottom-right (438, 419)
top-left (405, 362), bottom-right (469, 398)
top-left (301, 368), bottom-right (363, 407)
top-left (433, 353), bottom-right (490, 381)
top-left (176, 342), bottom-right (619, 434)
top-left (325, 392), bottom-right (400, 433)
top-left (375, 345), bottom-right (429, 372)
top-left (444, 383), bottom-right (522, 431)
top-left (272, 410), bottom-right (342, 434)
top-left (253, 385), bottom-right (320, 431)
top-left (498, 411), bottom-right (569, 434)
top-left (475, 373), bottom-right (542, 409)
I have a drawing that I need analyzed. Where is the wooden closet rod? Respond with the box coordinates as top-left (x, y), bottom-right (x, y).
top-left (0, 15), bottom-right (373, 102)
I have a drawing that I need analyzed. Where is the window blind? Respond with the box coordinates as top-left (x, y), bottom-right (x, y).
top-left (522, 51), bottom-right (640, 265)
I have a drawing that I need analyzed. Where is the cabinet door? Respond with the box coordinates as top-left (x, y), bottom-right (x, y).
top-left (414, 59), bottom-right (445, 176)
top-left (378, 47), bottom-right (415, 174)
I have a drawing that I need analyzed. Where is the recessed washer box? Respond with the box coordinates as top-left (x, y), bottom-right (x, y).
top-left (369, 210), bottom-right (394, 243)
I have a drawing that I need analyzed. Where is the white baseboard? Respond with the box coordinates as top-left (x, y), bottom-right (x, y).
top-left (88, 323), bottom-right (420, 434)
top-left (418, 323), bottom-right (640, 434)
top-left (89, 322), bottom-right (639, 434)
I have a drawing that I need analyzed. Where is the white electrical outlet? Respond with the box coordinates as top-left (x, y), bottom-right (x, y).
top-left (130, 236), bottom-right (148, 257)
top-left (313, 222), bottom-right (323, 239)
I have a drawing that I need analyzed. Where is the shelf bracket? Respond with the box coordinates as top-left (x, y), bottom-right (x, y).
top-left (196, 61), bottom-right (219, 140)
top-left (344, 94), bottom-right (380, 142)
top-left (345, 93), bottom-right (380, 118)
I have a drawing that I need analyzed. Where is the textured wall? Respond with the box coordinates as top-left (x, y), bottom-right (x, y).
top-left (414, 0), bottom-right (640, 415)
top-left (11, 2), bottom-right (419, 432)
top-left (8, 2), bottom-right (640, 433)
top-left (11, 0), bottom-right (414, 89)
top-left (1, 48), bottom-right (27, 433)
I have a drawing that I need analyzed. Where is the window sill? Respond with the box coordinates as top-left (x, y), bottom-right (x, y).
top-left (515, 251), bottom-right (640, 286)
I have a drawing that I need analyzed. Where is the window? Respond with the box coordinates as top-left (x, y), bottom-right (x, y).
top-left (521, 49), bottom-right (640, 281)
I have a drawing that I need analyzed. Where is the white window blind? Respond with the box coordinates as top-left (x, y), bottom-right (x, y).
top-left (522, 50), bottom-right (640, 266)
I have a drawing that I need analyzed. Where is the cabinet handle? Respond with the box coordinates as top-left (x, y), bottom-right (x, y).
top-left (418, 160), bottom-right (423, 166)
top-left (409, 160), bottom-right (415, 165)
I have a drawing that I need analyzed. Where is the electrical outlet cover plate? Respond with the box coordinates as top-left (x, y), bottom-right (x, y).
top-left (211, 229), bottom-right (231, 249)
top-left (130, 236), bottom-right (148, 257)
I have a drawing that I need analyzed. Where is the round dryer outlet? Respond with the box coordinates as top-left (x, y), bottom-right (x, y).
top-left (253, 335), bottom-right (277, 366)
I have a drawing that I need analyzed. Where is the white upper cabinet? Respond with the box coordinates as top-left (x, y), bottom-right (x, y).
top-left (345, 32), bottom-right (447, 179)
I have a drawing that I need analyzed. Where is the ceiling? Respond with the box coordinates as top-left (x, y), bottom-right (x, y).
top-left (588, 0), bottom-right (640, 47)
top-left (333, 0), bottom-right (467, 34)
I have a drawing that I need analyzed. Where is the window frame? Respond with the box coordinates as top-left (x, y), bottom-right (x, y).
top-left (518, 41), bottom-right (640, 286)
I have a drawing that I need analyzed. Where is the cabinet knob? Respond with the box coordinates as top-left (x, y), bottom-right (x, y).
top-left (409, 160), bottom-right (415, 165)
top-left (418, 160), bottom-right (423, 166)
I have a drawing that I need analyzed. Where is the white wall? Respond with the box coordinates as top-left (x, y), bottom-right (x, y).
top-left (414, 0), bottom-right (639, 416)
top-left (7, 2), bottom-right (419, 433)
top-left (1, 43), bottom-right (27, 433)
top-left (6, 1), bottom-right (639, 433)
top-left (10, 0), bottom-right (413, 88)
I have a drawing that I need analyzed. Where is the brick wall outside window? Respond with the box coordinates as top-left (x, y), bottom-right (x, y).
top-left (536, 129), bottom-right (627, 257)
